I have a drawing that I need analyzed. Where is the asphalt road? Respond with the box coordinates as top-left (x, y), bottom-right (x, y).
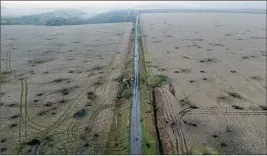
top-left (130, 13), bottom-right (142, 155)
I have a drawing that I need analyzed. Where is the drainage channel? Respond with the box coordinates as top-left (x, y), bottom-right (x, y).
top-left (130, 12), bottom-right (142, 155)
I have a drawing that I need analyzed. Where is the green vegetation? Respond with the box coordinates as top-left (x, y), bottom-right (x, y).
top-left (120, 87), bottom-right (132, 99)
top-left (0, 71), bottom-right (11, 83)
top-left (139, 26), bottom-right (158, 154)
top-left (116, 76), bottom-right (132, 100)
top-left (104, 99), bottom-right (131, 154)
top-left (141, 121), bottom-right (157, 154)
top-left (140, 64), bottom-right (158, 154)
top-left (148, 75), bottom-right (169, 87)
top-left (139, 62), bottom-right (158, 154)
top-left (30, 59), bottom-right (52, 65)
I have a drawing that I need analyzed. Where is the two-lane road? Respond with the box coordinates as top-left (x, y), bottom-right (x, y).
top-left (130, 12), bottom-right (142, 155)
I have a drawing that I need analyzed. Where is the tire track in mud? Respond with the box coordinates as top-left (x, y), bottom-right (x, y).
top-left (154, 87), bottom-right (185, 154)
top-left (3, 31), bottom-right (132, 154)
top-left (139, 18), bottom-right (258, 154)
top-left (40, 84), bottom-right (96, 133)
top-left (200, 48), bottom-right (266, 151)
top-left (43, 105), bottom-right (113, 154)
top-left (31, 110), bottom-right (114, 154)
top-left (23, 80), bottom-right (47, 129)
top-left (178, 95), bottom-right (265, 153)
top-left (4, 40), bottom-right (47, 147)
top-left (215, 99), bottom-right (249, 150)
top-left (232, 46), bottom-right (266, 91)
top-left (185, 110), bottom-right (266, 115)
top-left (87, 105), bottom-right (113, 153)
top-left (63, 26), bottom-right (132, 154)
top-left (36, 63), bottom-right (106, 137)
top-left (18, 80), bottom-right (24, 144)
top-left (46, 26), bottom-right (130, 154)
top-left (4, 39), bottom-right (102, 154)
top-left (161, 87), bottom-right (189, 154)
top-left (44, 88), bottom-right (110, 154)
top-left (5, 39), bottom-right (16, 72)
top-left (205, 49), bottom-right (265, 104)
top-left (83, 26), bottom-right (132, 154)
top-left (196, 49), bottom-right (265, 150)
top-left (216, 99), bottom-right (264, 151)
top-left (65, 62), bottom-right (114, 150)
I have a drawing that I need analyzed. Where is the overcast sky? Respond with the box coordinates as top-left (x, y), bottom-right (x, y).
top-left (2, 1), bottom-right (142, 9)
top-left (2, 1), bottom-right (266, 9)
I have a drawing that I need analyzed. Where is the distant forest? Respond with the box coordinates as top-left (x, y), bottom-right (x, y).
top-left (1, 9), bottom-right (136, 26)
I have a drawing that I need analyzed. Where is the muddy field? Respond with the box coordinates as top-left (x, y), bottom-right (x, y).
top-left (0, 23), bottom-right (133, 154)
top-left (140, 13), bottom-right (266, 154)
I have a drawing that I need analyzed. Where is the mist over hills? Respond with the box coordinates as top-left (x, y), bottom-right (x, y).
top-left (1, 9), bottom-right (135, 26)
top-left (1, 1), bottom-right (265, 26)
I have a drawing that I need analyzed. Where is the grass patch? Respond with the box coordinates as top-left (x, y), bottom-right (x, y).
top-left (199, 146), bottom-right (219, 155)
top-left (140, 28), bottom-right (158, 154)
top-left (120, 88), bottom-right (132, 99)
top-left (104, 99), bottom-right (131, 154)
top-left (141, 121), bottom-right (157, 154)
top-left (38, 110), bottom-right (50, 116)
top-left (116, 78), bottom-right (132, 99)
top-left (18, 135), bottom-right (66, 154)
top-left (148, 75), bottom-right (168, 87)
top-left (0, 71), bottom-right (11, 83)
top-left (29, 59), bottom-right (52, 65)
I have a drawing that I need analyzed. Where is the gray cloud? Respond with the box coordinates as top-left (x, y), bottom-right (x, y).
top-left (2, 1), bottom-right (265, 9)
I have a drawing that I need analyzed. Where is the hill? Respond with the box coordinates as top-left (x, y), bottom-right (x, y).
top-left (1, 9), bottom-right (136, 26)
top-left (1, 9), bottom-right (87, 25)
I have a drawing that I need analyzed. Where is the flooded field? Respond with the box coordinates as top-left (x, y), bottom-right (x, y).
top-left (1, 23), bottom-right (133, 154)
top-left (140, 13), bottom-right (266, 154)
